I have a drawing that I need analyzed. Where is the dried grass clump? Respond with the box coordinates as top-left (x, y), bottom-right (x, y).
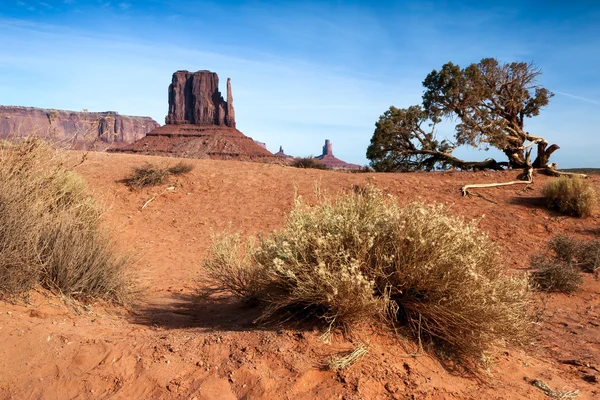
top-left (530, 256), bottom-right (582, 293)
top-left (203, 186), bottom-right (530, 367)
top-left (542, 177), bottom-right (597, 217)
top-left (123, 161), bottom-right (194, 188)
top-left (291, 157), bottom-right (329, 170)
top-left (530, 234), bottom-right (600, 293)
top-left (123, 163), bottom-right (170, 188)
top-left (326, 343), bottom-right (368, 371)
top-left (0, 140), bottom-right (131, 302)
top-left (168, 161), bottom-right (194, 176)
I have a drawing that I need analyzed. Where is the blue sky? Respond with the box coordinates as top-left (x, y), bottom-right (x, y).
top-left (0, 1), bottom-right (599, 167)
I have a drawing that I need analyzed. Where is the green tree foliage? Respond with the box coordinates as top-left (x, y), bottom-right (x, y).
top-left (366, 105), bottom-right (455, 171)
top-left (368, 58), bottom-right (556, 171)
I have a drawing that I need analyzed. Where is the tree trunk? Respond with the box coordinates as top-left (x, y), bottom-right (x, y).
top-left (503, 147), bottom-right (527, 168)
top-left (532, 143), bottom-right (560, 168)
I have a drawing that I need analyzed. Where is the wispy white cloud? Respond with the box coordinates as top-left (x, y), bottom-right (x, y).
top-left (119, 2), bottom-right (131, 10)
top-left (554, 91), bottom-right (600, 105)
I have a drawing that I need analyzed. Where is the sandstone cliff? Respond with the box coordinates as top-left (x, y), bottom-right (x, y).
top-left (0, 106), bottom-right (159, 148)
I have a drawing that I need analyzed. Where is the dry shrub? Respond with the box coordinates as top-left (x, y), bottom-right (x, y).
top-left (0, 140), bottom-right (131, 302)
top-left (547, 234), bottom-right (599, 273)
top-left (530, 256), bottom-right (582, 293)
top-left (123, 163), bottom-right (170, 188)
top-left (542, 177), bottom-right (597, 217)
top-left (203, 187), bottom-right (530, 367)
top-left (291, 157), bottom-right (329, 170)
top-left (168, 161), bottom-right (194, 176)
top-left (123, 161), bottom-right (194, 188)
top-left (529, 234), bottom-right (600, 293)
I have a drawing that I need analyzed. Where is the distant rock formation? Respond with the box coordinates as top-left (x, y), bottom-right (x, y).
top-left (117, 70), bottom-right (272, 160)
top-left (165, 70), bottom-right (235, 128)
top-left (0, 106), bottom-right (159, 148)
top-left (254, 140), bottom-right (267, 149)
top-left (275, 145), bottom-right (293, 158)
top-left (315, 139), bottom-right (361, 170)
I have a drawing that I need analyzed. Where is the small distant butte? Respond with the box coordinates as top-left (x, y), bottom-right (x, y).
top-left (315, 140), bottom-right (361, 170)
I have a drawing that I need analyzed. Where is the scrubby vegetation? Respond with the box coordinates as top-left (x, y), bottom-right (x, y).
top-left (530, 256), bottom-right (583, 293)
top-left (168, 161), bottom-right (195, 176)
top-left (123, 161), bottom-right (194, 188)
top-left (542, 177), bottom-right (597, 217)
top-left (291, 156), bottom-right (329, 170)
top-left (530, 235), bottom-right (600, 292)
top-left (0, 140), bottom-right (131, 302)
top-left (203, 186), bottom-right (530, 368)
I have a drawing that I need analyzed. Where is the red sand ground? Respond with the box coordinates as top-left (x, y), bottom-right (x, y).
top-left (1, 151), bottom-right (599, 399)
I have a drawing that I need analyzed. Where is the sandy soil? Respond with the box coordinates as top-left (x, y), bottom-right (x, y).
top-left (1, 151), bottom-right (599, 399)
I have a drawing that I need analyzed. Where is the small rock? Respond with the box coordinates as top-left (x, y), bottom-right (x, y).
top-left (583, 374), bottom-right (598, 383)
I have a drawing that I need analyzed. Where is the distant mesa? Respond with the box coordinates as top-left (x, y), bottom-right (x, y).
top-left (0, 105), bottom-right (159, 149)
top-left (117, 70), bottom-right (273, 160)
top-left (315, 140), bottom-right (361, 170)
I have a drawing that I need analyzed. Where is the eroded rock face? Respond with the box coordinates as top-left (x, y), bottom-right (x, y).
top-left (0, 106), bottom-right (159, 147)
top-left (165, 70), bottom-right (236, 128)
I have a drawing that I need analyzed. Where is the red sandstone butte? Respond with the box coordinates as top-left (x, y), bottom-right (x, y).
top-left (118, 70), bottom-right (272, 160)
top-left (315, 140), bottom-right (362, 170)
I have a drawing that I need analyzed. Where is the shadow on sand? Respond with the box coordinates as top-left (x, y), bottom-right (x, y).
top-left (128, 292), bottom-right (323, 333)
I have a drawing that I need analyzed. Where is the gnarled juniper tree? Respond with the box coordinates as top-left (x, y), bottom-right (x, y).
top-left (367, 58), bottom-right (557, 171)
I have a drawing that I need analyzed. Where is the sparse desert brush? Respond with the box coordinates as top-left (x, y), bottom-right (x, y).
top-left (123, 163), bottom-right (170, 188)
top-left (530, 234), bottom-right (600, 293)
top-left (0, 139), bottom-right (131, 302)
top-left (123, 160), bottom-right (194, 188)
top-left (542, 177), bottom-right (597, 217)
top-left (168, 160), bottom-right (194, 176)
top-left (530, 256), bottom-right (582, 293)
top-left (203, 186), bottom-right (530, 368)
top-left (291, 156), bottom-right (329, 170)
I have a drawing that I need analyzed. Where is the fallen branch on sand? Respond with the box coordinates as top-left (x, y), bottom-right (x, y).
top-left (461, 150), bottom-right (534, 197)
top-left (544, 163), bottom-right (588, 179)
top-left (141, 186), bottom-right (176, 210)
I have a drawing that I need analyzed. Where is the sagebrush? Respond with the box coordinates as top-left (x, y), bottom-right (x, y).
top-left (0, 140), bottom-right (131, 302)
top-left (530, 235), bottom-right (600, 292)
top-left (291, 157), bottom-right (329, 170)
top-left (203, 186), bottom-right (530, 368)
top-left (122, 161), bottom-right (194, 188)
top-left (542, 177), bottom-right (597, 217)
top-left (530, 256), bottom-right (582, 293)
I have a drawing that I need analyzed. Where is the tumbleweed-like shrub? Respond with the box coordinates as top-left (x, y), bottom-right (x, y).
top-left (530, 256), bottom-right (583, 293)
top-left (544, 234), bottom-right (600, 274)
top-left (542, 177), bottom-right (597, 217)
top-left (122, 163), bottom-right (170, 188)
top-left (122, 161), bottom-right (194, 188)
top-left (291, 157), bottom-right (329, 170)
top-left (203, 186), bottom-right (530, 367)
top-left (168, 161), bottom-right (194, 176)
top-left (0, 140), bottom-right (131, 302)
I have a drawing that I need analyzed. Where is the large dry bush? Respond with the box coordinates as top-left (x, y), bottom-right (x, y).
top-left (203, 187), bottom-right (530, 367)
top-left (0, 140), bottom-right (130, 302)
top-left (542, 177), bottom-right (597, 217)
